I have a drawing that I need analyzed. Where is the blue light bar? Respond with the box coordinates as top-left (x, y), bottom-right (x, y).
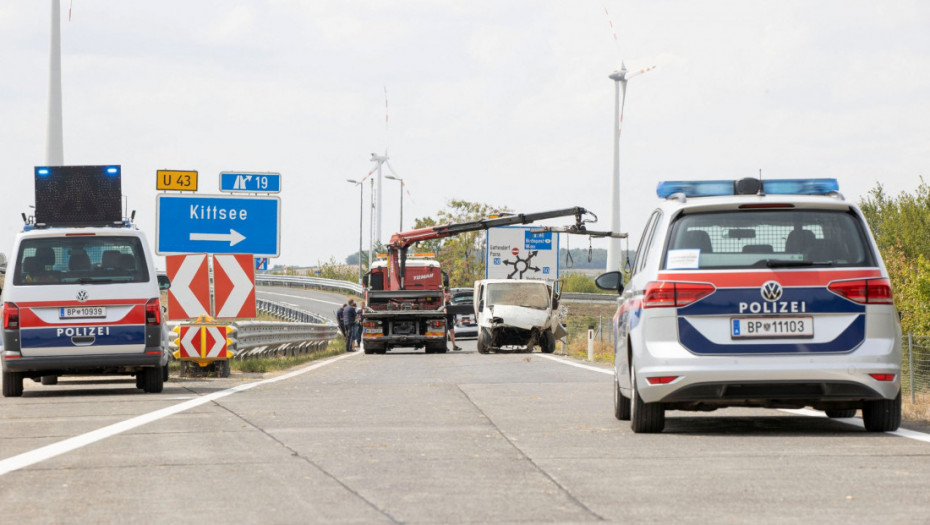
top-left (762, 178), bottom-right (838, 195)
top-left (36, 168), bottom-right (50, 176)
top-left (656, 180), bottom-right (734, 199)
top-left (106, 166), bottom-right (120, 175)
top-left (657, 178), bottom-right (840, 199)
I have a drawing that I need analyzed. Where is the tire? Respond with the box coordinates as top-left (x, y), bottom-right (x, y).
top-left (162, 363), bottom-right (170, 382)
top-left (825, 408), bottom-right (857, 418)
top-left (41, 375), bottom-right (59, 386)
top-left (2, 371), bottom-right (24, 397)
top-left (364, 344), bottom-right (375, 355)
top-left (862, 393), bottom-right (901, 432)
top-left (541, 330), bottom-right (556, 354)
top-left (135, 374), bottom-right (145, 389)
top-left (630, 364), bottom-right (665, 433)
top-left (216, 360), bottom-right (230, 378)
top-left (141, 366), bottom-right (164, 393)
top-left (477, 329), bottom-right (492, 354)
top-left (613, 373), bottom-right (631, 421)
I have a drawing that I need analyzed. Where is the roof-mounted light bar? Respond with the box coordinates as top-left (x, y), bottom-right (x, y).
top-left (656, 178), bottom-right (839, 199)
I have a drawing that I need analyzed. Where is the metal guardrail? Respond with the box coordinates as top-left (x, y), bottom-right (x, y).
top-left (231, 320), bottom-right (339, 359)
top-left (255, 274), bottom-right (363, 295)
top-left (256, 298), bottom-right (332, 324)
top-left (561, 292), bottom-right (618, 304)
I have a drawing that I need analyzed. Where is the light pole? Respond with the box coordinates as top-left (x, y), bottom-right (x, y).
top-left (346, 179), bottom-right (364, 284)
top-left (46, 0), bottom-right (64, 165)
top-left (384, 174), bottom-right (404, 231)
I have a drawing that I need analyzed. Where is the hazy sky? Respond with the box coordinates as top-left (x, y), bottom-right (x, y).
top-left (1, 1), bottom-right (928, 268)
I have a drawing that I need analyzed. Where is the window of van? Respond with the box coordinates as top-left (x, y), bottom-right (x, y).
top-left (13, 236), bottom-right (150, 285)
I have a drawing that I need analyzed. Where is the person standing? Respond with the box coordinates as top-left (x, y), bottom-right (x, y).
top-left (343, 299), bottom-right (358, 352)
top-left (336, 303), bottom-right (347, 337)
top-left (354, 301), bottom-right (364, 349)
top-left (444, 288), bottom-right (462, 351)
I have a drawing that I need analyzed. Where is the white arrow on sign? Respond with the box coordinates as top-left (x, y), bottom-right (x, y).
top-left (190, 229), bottom-right (246, 247)
top-left (179, 326), bottom-right (200, 358)
top-left (205, 326), bottom-right (227, 358)
top-left (171, 254), bottom-right (209, 319)
top-left (214, 254), bottom-right (255, 318)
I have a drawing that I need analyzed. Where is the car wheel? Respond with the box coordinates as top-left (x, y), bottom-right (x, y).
top-left (477, 329), bottom-right (491, 354)
top-left (825, 408), bottom-right (857, 418)
top-left (41, 375), bottom-right (58, 386)
top-left (541, 330), bottom-right (556, 354)
top-left (862, 393), bottom-right (901, 432)
top-left (162, 363), bottom-right (170, 382)
top-left (630, 364), bottom-right (665, 433)
top-left (613, 373), bottom-right (631, 421)
top-left (142, 366), bottom-right (164, 393)
top-left (2, 371), bottom-right (24, 397)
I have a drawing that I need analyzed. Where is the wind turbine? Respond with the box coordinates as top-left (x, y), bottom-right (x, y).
top-left (603, 6), bottom-right (655, 273)
top-left (46, 0), bottom-right (66, 165)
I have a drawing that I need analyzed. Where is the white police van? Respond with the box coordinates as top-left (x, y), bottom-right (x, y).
top-left (596, 178), bottom-right (902, 433)
top-left (1, 166), bottom-right (169, 397)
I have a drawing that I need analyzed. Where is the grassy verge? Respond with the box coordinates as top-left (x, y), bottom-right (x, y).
top-left (903, 392), bottom-right (930, 423)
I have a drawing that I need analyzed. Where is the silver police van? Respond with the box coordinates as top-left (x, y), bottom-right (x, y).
top-left (596, 178), bottom-right (902, 433)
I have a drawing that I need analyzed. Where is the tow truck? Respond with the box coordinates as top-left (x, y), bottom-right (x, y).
top-left (359, 206), bottom-right (602, 354)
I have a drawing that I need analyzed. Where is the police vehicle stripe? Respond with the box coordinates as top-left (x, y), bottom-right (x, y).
top-left (658, 269), bottom-right (882, 288)
top-left (678, 315), bottom-right (865, 355)
top-left (20, 305), bottom-right (146, 328)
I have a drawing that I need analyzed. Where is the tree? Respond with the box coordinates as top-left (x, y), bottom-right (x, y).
top-left (412, 200), bottom-right (511, 288)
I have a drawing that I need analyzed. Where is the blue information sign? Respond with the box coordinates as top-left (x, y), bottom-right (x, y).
top-left (524, 230), bottom-right (554, 250)
top-left (219, 172), bottom-right (281, 193)
top-left (156, 194), bottom-right (281, 256)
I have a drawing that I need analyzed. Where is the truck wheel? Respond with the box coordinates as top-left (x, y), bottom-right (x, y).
top-left (477, 329), bottom-right (491, 354)
top-left (541, 331), bottom-right (556, 354)
top-left (2, 371), bottom-right (24, 397)
top-left (862, 393), bottom-right (901, 432)
top-left (142, 366), bottom-right (164, 394)
top-left (41, 375), bottom-right (59, 386)
top-left (613, 373), bottom-right (631, 421)
top-left (630, 364), bottom-right (665, 433)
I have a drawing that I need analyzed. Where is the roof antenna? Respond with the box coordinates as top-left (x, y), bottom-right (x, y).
top-left (758, 168), bottom-right (764, 195)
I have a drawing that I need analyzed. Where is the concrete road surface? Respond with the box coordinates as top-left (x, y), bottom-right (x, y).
top-left (2, 341), bottom-right (930, 524)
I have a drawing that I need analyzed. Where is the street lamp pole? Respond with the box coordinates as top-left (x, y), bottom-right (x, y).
top-left (385, 174), bottom-right (404, 231)
top-left (346, 179), bottom-right (364, 284)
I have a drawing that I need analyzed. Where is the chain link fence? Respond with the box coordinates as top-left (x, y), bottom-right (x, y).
top-left (903, 334), bottom-right (930, 403)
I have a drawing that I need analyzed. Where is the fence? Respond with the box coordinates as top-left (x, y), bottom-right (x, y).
top-left (903, 334), bottom-right (930, 402)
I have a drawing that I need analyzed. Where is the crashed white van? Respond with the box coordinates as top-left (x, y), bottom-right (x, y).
top-left (473, 279), bottom-right (566, 354)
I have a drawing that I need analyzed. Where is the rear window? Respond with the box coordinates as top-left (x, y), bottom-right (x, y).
top-left (663, 209), bottom-right (876, 270)
top-left (13, 235), bottom-right (150, 285)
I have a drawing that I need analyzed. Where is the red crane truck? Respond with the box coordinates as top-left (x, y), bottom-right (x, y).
top-left (359, 206), bottom-right (595, 354)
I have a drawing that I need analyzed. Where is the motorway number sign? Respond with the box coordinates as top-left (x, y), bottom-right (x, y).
top-left (157, 170), bottom-right (198, 191)
top-left (156, 194), bottom-right (281, 257)
top-left (219, 171), bottom-right (281, 193)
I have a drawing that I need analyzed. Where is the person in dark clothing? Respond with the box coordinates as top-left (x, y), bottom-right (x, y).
top-left (336, 304), bottom-right (347, 337)
top-left (343, 299), bottom-right (358, 351)
top-left (355, 302), bottom-right (364, 348)
top-left (444, 288), bottom-right (462, 351)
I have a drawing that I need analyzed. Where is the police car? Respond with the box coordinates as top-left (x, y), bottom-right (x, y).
top-left (1, 165), bottom-right (170, 397)
top-left (596, 178), bottom-right (902, 433)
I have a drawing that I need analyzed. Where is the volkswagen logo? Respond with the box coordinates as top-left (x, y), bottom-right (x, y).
top-left (760, 281), bottom-right (783, 302)
top-left (76, 289), bottom-right (89, 302)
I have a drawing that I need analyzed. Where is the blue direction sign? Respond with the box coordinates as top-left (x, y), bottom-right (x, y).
top-left (219, 171), bottom-right (281, 193)
top-left (156, 194), bottom-right (281, 256)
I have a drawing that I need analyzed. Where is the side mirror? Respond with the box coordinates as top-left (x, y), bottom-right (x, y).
top-left (157, 274), bottom-right (171, 291)
top-left (594, 271), bottom-right (624, 295)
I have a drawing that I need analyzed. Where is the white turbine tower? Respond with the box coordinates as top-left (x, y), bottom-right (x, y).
top-left (46, 0), bottom-right (65, 165)
top-left (603, 7), bottom-right (654, 273)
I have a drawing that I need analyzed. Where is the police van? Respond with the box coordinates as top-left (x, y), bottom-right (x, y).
top-left (1, 166), bottom-right (170, 397)
top-left (596, 178), bottom-right (902, 433)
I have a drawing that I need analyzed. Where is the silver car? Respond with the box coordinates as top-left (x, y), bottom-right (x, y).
top-left (597, 177), bottom-right (902, 433)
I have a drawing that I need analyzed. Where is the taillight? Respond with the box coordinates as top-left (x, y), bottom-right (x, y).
top-left (646, 376), bottom-right (679, 385)
top-left (2, 302), bottom-right (20, 330)
top-left (429, 319), bottom-right (446, 329)
top-left (828, 278), bottom-right (894, 305)
top-left (869, 373), bottom-right (896, 382)
top-left (643, 281), bottom-right (715, 308)
top-left (145, 298), bottom-right (161, 325)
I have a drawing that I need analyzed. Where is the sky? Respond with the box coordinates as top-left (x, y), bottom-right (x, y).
top-left (1, 1), bottom-right (928, 269)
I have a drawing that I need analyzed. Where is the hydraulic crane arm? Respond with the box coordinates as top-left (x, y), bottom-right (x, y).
top-left (384, 206), bottom-right (596, 290)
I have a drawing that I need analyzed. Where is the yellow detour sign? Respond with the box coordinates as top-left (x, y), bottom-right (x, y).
top-left (157, 170), bottom-right (198, 191)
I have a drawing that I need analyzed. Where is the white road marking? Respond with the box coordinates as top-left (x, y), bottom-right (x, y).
top-left (0, 351), bottom-right (362, 477)
top-left (256, 290), bottom-right (343, 307)
top-left (538, 354), bottom-right (930, 444)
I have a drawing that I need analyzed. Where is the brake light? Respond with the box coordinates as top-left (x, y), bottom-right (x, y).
top-left (828, 278), bottom-right (894, 305)
top-left (429, 319), bottom-right (447, 328)
top-left (2, 303), bottom-right (20, 330)
top-left (643, 281), bottom-right (715, 308)
top-left (145, 298), bottom-right (161, 325)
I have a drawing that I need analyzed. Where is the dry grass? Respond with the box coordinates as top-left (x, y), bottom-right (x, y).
top-left (903, 392), bottom-right (930, 423)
